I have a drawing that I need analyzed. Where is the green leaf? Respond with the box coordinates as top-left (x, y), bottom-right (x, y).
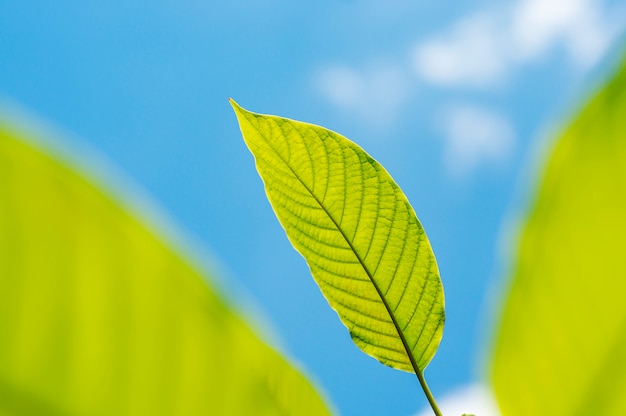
top-left (491, 57), bottom-right (626, 415)
top-left (0, 119), bottom-right (332, 415)
top-left (231, 100), bottom-right (445, 376)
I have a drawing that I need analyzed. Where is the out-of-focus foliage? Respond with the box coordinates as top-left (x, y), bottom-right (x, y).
top-left (492, 56), bottom-right (626, 415)
top-left (0, 122), bottom-right (332, 415)
top-left (231, 100), bottom-right (445, 375)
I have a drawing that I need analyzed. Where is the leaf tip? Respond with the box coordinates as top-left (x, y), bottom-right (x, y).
top-left (228, 98), bottom-right (245, 114)
top-left (229, 99), bottom-right (254, 131)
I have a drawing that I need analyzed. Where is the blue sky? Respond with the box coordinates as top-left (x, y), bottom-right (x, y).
top-left (1, 1), bottom-right (625, 415)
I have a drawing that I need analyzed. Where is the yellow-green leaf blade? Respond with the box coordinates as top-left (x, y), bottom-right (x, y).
top-left (232, 100), bottom-right (445, 373)
top-left (492, 57), bottom-right (626, 415)
top-left (0, 118), bottom-right (332, 416)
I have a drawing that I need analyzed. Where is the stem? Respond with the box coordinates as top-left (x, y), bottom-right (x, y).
top-left (416, 369), bottom-right (442, 416)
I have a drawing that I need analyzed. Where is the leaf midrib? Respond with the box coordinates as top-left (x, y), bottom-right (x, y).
top-left (252, 119), bottom-right (423, 378)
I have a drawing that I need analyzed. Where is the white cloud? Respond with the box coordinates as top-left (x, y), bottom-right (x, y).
top-left (316, 63), bottom-right (411, 127)
top-left (413, 13), bottom-right (509, 87)
top-left (510, 0), bottom-right (613, 67)
top-left (412, 0), bottom-right (618, 88)
top-left (314, 0), bottom-right (621, 136)
top-left (441, 105), bottom-right (515, 177)
top-left (415, 384), bottom-right (500, 416)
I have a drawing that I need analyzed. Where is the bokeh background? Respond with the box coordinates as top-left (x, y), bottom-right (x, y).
top-left (2, 1), bottom-right (625, 414)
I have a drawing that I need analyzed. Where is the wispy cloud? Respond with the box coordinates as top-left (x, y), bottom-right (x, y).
top-left (412, 13), bottom-right (509, 88)
top-left (510, 0), bottom-right (615, 66)
top-left (441, 105), bottom-right (515, 178)
top-left (313, 0), bottom-right (621, 177)
top-left (412, 0), bottom-right (619, 88)
top-left (315, 63), bottom-right (411, 127)
top-left (316, 0), bottom-right (621, 117)
top-left (415, 383), bottom-right (500, 416)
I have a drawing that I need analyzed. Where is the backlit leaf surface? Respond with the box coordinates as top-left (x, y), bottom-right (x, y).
top-left (492, 58), bottom-right (626, 415)
top-left (232, 100), bottom-right (445, 374)
top-left (0, 120), bottom-right (331, 415)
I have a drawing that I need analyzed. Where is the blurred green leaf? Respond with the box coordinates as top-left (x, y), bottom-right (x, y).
top-left (0, 121), bottom-right (332, 415)
top-left (492, 57), bottom-right (626, 415)
top-left (231, 100), bottom-right (445, 375)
